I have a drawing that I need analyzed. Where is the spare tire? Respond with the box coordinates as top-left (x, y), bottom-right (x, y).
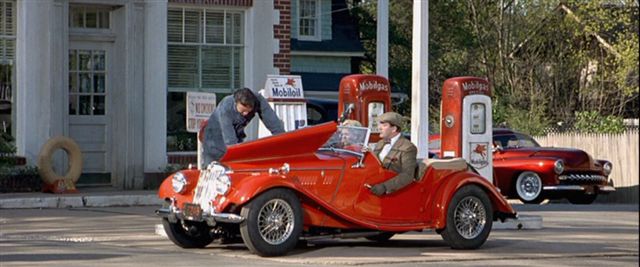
top-left (37, 136), bottom-right (83, 184)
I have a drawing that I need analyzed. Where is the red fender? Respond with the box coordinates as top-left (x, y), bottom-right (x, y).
top-left (429, 171), bottom-right (516, 230)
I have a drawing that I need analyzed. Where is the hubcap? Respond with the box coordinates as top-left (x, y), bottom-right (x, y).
top-left (454, 196), bottom-right (487, 239)
top-left (517, 172), bottom-right (541, 201)
top-left (257, 199), bottom-right (295, 245)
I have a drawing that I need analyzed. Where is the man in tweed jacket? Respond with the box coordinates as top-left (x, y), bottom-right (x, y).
top-left (367, 112), bottom-right (417, 196)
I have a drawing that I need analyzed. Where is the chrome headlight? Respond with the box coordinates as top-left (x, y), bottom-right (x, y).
top-left (172, 172), bottom-right (187, 193)
top-left (603, 162), bottom-right (613, 176)
top-left (553, 160), bottom-right (564, 174)
top-left (207, 163), bottom-right (232, 196)
top-left (215, 173), bottom-right (231, 195)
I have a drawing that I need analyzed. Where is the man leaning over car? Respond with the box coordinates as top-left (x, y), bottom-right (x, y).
top-left (366, 112), bottom-right (417, 196)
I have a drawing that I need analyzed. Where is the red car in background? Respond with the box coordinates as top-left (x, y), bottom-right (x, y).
top-left (429, 129), bottom-right (614, 204)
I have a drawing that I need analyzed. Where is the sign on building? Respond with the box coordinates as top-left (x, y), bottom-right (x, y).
top-left (186, 92), bottom-right (216, 133)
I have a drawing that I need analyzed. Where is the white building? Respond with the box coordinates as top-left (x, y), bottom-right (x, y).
top-left (6, 0), bottom-right (295, 189)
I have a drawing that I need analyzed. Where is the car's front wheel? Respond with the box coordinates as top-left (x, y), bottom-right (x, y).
top-left (162, 218), bottom-right (214, 248)
top-left (440, 185), bottom-right (493, 249)
top-left (567, 193), bottom-right (598, 204)
top-left (240, 188), bottom-right (303, 257)
top-left (515, 171), bottom-right (545, 204)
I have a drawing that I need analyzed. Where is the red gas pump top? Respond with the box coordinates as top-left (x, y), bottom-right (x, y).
top-left (338, 74), bottom-right (391, 136)
top-left (440, 77), bottom-right (492, 158)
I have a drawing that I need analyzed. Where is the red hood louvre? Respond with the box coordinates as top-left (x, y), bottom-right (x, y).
top-left (220, 122), bottom-right (337, 162)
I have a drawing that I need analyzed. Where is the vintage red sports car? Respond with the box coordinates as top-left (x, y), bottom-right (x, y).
top-left (157, 122), bottom-right (516, 256)
top-left (429, 129), bottom-right (615, 204)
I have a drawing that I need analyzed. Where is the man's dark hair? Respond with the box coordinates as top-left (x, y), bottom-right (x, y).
top-left (233, 88), bottom-right (257, 108)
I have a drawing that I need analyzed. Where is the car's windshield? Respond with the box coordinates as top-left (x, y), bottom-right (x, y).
top-left (319, 126), bottom-right (371, 156)
top-left (494, 133), bottom-right (540, 148)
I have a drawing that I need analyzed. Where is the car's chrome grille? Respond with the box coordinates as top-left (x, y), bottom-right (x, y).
top-left (192, 165), bottom-right (224, 214)
top-left (558, 173), bottom-right (607, 183)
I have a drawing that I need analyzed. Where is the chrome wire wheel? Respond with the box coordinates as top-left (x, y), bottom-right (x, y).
top-left (516, 171), bottom-right (542, 202)
top-left (257, 199), bottom-right (295, 245)
top-left (453, 196), bottom-right (487, 240)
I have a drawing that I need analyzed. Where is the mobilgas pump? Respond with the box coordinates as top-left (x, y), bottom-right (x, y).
top-left (439, 77), bottom-right (493, 182)
top-left (337, 74), bottom-right (391, 143)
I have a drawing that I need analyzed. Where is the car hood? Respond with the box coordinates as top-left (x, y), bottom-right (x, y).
top-left (501, 147), bottom-right (593, 168)
top-left (221, 122), bottom-right (337, 163)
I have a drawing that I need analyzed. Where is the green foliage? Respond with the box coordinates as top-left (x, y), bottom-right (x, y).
top-left (493, 95), bottom-right (551, 136)
top-left (0, 133), bottom-right (17, 170)
top-left (0, 132), bottom-right (15, 154)
top-left (573, 111), bottom-right (626, 134)
top-left (351, 0), bottom-right (639, 128)
top-left (0, 165), bottom-right (38, 176)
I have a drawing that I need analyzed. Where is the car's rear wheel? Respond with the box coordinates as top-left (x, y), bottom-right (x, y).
top-left (365, 232), bottom-right (395, 242)
top-left (240, 188), bottom-right (303, 257)
top-left (440, 185), bottom-right (493, 249)
top-left (515, 172), bottom-right (545, 204)
top-left (162, 218), bottom-right (214, 248)
top-left (567, 193), bottom-right (597, 204)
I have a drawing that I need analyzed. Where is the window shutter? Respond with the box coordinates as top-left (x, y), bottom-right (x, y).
top-left (205, 11), bottom-right (224, 44)
top-left (0, 0), bottom-right (15, 63)
top-left (183, 10), bottom-right (201, 43)
top-left (168, 45), bottom-right (198, 88)
top-left (201, 46), bottom-right (231, 89)
top-left (168, 9), bottom-right (183, 43)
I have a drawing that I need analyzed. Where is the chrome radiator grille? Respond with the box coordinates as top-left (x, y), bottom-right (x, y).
top-left (559, 173), bottom-right (607, 183)
top-left (192, 165), bottom-right (225, 213)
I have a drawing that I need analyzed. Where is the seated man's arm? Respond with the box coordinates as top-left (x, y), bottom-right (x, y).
top-left (256, 94), bottom-right (285, 134)
top-left (379, 145), bottom-right (418, 194)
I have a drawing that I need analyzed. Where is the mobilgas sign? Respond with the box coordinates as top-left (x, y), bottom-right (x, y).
top-left (359, 80), bottom-right (389, 92)
top-left (263, 75), bottom-right (304, 99)
top-left (461, 80), bottom-right (490, 95)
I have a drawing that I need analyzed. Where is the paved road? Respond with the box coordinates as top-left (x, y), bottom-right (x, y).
top-left (0, 204), bottom-right (638, 266)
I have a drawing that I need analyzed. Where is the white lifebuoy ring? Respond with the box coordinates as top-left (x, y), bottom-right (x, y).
top-left (37, 136), bottom-right (83, 184)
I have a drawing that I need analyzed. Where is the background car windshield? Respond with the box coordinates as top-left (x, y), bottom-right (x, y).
top-left (494, 133), bottom-right (540, 148)
top-left (321, 126), bottom-right (370, 151)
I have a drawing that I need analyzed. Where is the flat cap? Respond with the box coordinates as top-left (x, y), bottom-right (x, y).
top-left (376, 112), bottom-right (404, 128)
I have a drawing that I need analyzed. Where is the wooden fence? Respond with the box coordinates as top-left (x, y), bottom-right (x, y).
top-left (534, 131), bottom-right (639, 203)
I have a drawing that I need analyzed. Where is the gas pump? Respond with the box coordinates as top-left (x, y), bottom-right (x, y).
top-left (439, 77), bottom-right (493, 182)
top-left (337, 74), bottom-right (391, 143)
top-left (258, 75), bottom-right (307, 138)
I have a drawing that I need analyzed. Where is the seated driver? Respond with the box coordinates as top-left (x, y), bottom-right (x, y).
top-left (367, 112), bottom-right (417, 196)
top-left (339, 120), bottom-right (364, 152)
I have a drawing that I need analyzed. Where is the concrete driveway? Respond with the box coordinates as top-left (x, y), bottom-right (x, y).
top-left (0, 204), bottom-right (637, 266)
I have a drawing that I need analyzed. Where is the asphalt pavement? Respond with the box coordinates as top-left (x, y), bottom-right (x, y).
top-left (0, 203), bottom-right (637, 266)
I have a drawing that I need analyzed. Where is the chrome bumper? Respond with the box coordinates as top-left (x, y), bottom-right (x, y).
top-left (156, 207), bottom-right (244, 226)
top-left (543, 185), bottom-right (616, 192)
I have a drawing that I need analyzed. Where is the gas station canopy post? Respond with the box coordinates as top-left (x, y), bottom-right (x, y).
top-left (411, 0), bottom-right (429, 158)
top-left (376, 0), bottom-right (389, 78)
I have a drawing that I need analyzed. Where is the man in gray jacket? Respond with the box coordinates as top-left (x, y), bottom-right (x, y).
top-left (202, 88), bottom-right (285, 165)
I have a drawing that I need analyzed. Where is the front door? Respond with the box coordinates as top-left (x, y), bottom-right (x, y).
top-left (68, 42), bottom-right (111, 185)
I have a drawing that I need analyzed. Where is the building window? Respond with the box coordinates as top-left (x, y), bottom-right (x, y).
top-left (167, 8), bottom-right (243, 92)
top-left (298, 0), bottom-right (320, 40)
top-left (69, 5), bottom-right (111, 29)
top-left (68, 49), bottom-right (107, 116)
top-left (167, 7), bottom-right (244, 152)
top-left (0, 0), bottom-right (15, 135)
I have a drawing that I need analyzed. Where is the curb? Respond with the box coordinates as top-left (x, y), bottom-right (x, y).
top-left (0, 194), bottom-right (162, 209)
